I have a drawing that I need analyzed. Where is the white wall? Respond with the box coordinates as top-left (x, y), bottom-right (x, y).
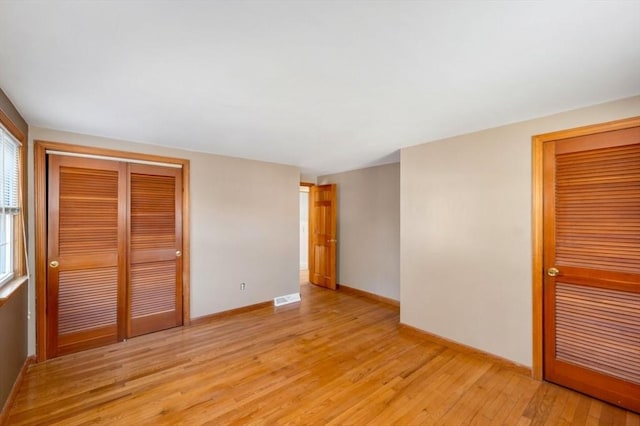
top-left (299, 189), bottom-right (309, 270)
top-left (401, 95), bottom-right (640, 366)
top-left (27, 127), bottom-right (300, 354)
top-left (319, 163), bottom-right (400, 301)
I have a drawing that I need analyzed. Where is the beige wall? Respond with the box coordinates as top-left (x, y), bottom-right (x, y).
top-left (300, 173), bottom-right (317, 184)
top-left (319, 163), bottom-right (400, 301)
top-left (0, 87), bottom-right (28, 412)
top-left (27, 127), bottom-right (300, 354)
top-left (0, 283), bottom-right (27, 410)
top-left (400, 96), bottom-right (640, 366)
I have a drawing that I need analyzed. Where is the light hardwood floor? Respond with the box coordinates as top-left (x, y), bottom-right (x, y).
top-left (7, 280), bottom-right (639, 425)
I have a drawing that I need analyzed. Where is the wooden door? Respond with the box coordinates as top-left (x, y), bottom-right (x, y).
top-left (543, 126), bottom-right (640, 411)
top-left (127, 164), bottom-right (183, 337)
top-left (47, 155), bottom-right (127, 357)
top-left (309, 184), bottom-right (337, 289)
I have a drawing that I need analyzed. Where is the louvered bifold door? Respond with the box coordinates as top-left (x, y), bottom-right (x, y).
top-left (543, 126), bottom-right (640, 412)
top-left (127, 164), bottom-right (183, 337)
top-left (47, 156), bottom-right (127, 357)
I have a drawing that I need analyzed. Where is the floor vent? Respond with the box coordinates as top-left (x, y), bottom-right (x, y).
top-left (274, 292), bottom-right (301, 307)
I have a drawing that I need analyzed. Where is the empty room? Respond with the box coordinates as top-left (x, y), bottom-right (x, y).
top-left (0, 1), bottom-right (639, 424)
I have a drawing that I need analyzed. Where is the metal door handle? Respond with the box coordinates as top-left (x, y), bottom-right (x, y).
top-left (49, 260), bottom-right (59, 268)
top-left (328, 239), bottom-right (337, 243)
top-left (547, 267), bottom-right (560, 277)
top-left (176, 250), bottom-right (182, 257)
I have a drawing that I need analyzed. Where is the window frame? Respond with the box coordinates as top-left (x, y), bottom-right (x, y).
top-left (0, 107), bottom-right (27, 308)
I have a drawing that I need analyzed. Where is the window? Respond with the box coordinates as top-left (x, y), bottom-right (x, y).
top-left (0, 123), bottom-right (21, 285)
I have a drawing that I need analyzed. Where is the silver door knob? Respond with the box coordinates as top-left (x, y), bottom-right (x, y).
top-left (176, 250), bottom-right (182, 257)
top-left (547, 267), bottom-right (560, 277)
top-left (49, 260), bottom-right (59, 268)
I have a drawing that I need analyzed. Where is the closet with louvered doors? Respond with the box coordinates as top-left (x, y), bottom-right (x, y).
top-left (47, 154), bottom-right (183, 358)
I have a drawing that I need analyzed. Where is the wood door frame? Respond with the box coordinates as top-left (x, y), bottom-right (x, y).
top-left (531, 115), bottom-right (640, 380)
top-left (35, 140), bottom-right (191, 362)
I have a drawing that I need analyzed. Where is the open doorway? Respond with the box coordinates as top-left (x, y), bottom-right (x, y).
top-left (299, 185), bottom-right (310, 284)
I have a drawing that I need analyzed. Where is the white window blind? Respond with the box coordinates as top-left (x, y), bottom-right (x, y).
top-left (0, 126), bottom-right (20, 215)
top-left (0, 123), bottom-right (20, 283)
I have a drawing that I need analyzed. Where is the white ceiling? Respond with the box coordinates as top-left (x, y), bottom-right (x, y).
top-left (1, 1), bottom-right (639, 176)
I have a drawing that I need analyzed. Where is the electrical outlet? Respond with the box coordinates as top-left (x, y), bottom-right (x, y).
top-left (240, 282), bottom-right (246, 291)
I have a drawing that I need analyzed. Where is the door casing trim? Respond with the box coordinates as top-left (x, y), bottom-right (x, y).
top-left (35, 140), bottom-right (191, 362)
top-left (531, 115), bottom-right (640, 379)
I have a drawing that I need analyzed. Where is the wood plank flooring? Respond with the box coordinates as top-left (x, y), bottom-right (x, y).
top-left (7, 281), bottom-right (639, 425)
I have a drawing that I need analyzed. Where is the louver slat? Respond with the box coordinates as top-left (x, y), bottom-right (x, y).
top-left (555, 143), bottom-right (640, 274)
top-left (131, 262), bottom-right (177, 317)
top-left (555, 282), bottom-right (640, 385)
top-left (58, 267), bottom-right (118, 334)
top-left (59, 168), bottom-right (119, 256)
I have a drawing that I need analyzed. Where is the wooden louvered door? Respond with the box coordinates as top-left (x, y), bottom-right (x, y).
top-left (127, 164), bottom-right (182, 337)
top-left (47, 156), bottom-right (126, 357)
top-left (47, 155), bottom-right (184, 358)
top-left (543, 126), bottom-right (640, 412)
top-left (309, 184), bottom-right (337, 289)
